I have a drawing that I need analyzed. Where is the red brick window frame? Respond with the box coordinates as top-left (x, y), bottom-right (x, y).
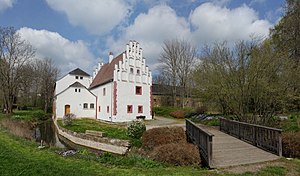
top-left (138, 106), bottom-right (143, 113)
top-left (136, 86), bottom-right (142, 95)
top-left (127, 105), bottom-right (133, 113)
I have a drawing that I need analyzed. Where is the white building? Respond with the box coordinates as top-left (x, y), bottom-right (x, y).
top-left (54, 41), bottom-right (152, 122)
top-left (53, 69), bottom-right (96, 118)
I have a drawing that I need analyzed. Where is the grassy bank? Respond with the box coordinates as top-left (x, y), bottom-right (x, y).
top-left (1, 118), bottom-right (300, 175)
top-left (0, 126), bottom-right (207, 176)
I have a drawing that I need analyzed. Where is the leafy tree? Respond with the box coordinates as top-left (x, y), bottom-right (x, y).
top-left (194, 40), bottom-right (287, 125)
top-left (270, 0), bottom-right (300, 111)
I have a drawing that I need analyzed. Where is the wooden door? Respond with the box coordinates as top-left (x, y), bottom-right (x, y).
top-left (65, 105), bottom-right (70, 115)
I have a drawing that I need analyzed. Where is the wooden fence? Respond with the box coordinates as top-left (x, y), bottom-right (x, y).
top-left (186, 119), bottom-right (214, 167)
top-left (220, 118), bottom-right (282, 156)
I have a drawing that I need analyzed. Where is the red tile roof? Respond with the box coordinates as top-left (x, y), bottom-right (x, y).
top-left (89, 52), bottom-right (124, 89)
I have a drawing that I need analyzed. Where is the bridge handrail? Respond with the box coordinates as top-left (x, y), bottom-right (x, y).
top-left (186, 119), bottom-right (214, 167)
top-left (220, 118), bottom-right (282, 156)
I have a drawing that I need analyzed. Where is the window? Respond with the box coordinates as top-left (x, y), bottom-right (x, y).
top-left (127, 105), bottom-right (132, 113)
top-left (107, 106), bottom-right (109, 113)
top-left (98, 106), bottom-right (101, 112)
top-left (75, 76), bottom-right (78, 79)
top-left (83, 103), bottom-right (88, 109)
top-left (136, 86), bottom-right (142, 95)
top-left (75, 88), bottom-right (77, 92)
top-left (80, 76), bottom-right (83, 79)
top-left (130, 68), bottom-right (134, 74)
top-left (103, 88), bottom-right (106, 96)
top-left (138, 106), bottom-right (143, 113)
top-left (90, 103), bottom-right (94, 109)
top-left (78, 89), bottom-right (81, 92)
top-left (137, 69), bottom-right (140, 75)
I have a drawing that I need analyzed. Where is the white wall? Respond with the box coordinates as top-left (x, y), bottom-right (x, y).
top-left (90, 82), bottom-right (113, 121)
top-left (56, 87), bottom-right (96, 118)
top-left (56, 74), bottom-right (90, 95)
top-left (112, 81), bottom-right (151, 122)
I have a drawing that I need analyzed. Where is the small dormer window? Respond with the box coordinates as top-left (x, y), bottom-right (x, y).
top-left (75, 76), bottom-right (78, 79)
top-left (75, 88), bottom-right (77, 92)
top-left (80, 76), bottom-right (83, 79)
top-left (78, 89), bottom-right (81, 92)
top-left (137, 69), bottom-right (140, 75)
top-left (130, 68), bottom-right (133, 74)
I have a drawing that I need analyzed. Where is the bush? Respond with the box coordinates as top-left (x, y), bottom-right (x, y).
top-left (149, 143), bottom-right (200, 166)
top-left (127, 120), bottom-right (146, 139)
top-left (32, 110), bottom-right (47, 120)
top-left (282, 132), bottom-right (300, 158)
top-left (281, 113), bottom-right (300, 132)
top-left (142, 127), bottom-right (186, 150)
top-left (169, 110), bottom-right (185, 119)
top-left (195, 106), bottom-right (208, 114)
top-left (62, 113), bottom-right (76, 126)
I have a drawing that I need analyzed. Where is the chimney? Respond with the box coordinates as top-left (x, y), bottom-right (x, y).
top-left (109, 52), bottom-right (113, 63)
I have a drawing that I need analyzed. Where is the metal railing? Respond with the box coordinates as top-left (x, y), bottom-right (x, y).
top-left (186, 119), bottom-right (214, 167)
top-left (220, 118), bottom-right (282, 156)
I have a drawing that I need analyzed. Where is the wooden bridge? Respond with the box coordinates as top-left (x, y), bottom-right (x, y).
top-left (186, 118), bottom-right (282, 168)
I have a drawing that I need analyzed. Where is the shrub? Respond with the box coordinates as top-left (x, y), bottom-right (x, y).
top-left (149, 143), bottom-right (200, 166)
top-left (142, 127), bottom-right (186, 150)
top-left (62, 113), bottom-right (76, 126)
top-left (127, 120), bottom-right (146, 139)
top-left (195, 106), bottom-right (208, 114)
top-left (169, 110), bottom-right (185, 119)
top-left (32, 110), bottom-right (47, 120)
top-left (282, 132), bottom-right (300, 158)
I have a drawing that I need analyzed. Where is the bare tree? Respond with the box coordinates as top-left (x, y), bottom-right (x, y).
top-left (159, 39), bottom-right (197, 107)
top-left (37, 58), bottom-right (59, 112)
top-left (0, 27), bottom-right (35, 114)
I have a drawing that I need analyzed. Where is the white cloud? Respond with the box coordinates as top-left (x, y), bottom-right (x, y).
top-left (106, 5), bottom-right (192, 69)
top-left (45, 0), bottom-right (131, 35)
top-left (189, 3), bottom-right (272, 43)
top-left (106, 3), bottom-right (272, 71)
top-left (17, 27), bottom-right (95, 75)
top-left (0, 0), bottom-right (15, 12)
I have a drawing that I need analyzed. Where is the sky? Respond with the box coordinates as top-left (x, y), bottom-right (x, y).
top-left (0, 0), bottom-right (285, 76)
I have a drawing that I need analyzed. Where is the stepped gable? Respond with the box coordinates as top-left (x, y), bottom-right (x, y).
top-left (69, 68), bottom-right (90, 77)
top-left (69, 81), bottom-right (86, 88)
top-left (89, 53), bottom-right (124, 89)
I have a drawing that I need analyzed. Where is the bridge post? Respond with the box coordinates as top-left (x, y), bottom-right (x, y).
top-left (278, 131), bottom-right (282, 157)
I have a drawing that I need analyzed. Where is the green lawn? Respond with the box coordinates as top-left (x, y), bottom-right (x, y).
top-left (1, 122), bottom-right (300, 175)
top-left (57, 118), bottom-right (129, 140)
top-left (0, 126), bottom-right (208, 176)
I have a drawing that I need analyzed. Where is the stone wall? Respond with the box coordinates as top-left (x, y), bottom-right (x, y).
top-left (54, 120), bottom-right (130, 155)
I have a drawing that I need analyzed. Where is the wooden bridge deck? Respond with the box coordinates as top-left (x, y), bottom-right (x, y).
top-left (198, 125), bottom-right (280, 168)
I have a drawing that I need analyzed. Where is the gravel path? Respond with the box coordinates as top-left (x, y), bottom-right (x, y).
top-left (145, 116), bottom-right (185, 130)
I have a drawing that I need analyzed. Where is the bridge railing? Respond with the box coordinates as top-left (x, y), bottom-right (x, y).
top-left (220, 118), bottom-right (282, 156)
top-left (186, 119), bottom-right (214, 167)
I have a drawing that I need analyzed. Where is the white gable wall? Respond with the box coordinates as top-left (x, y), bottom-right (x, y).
top-left (112, 81), bottom-right (151, 122)
top-left (56, 74), bottom-right (90, 95)
top-left (56, 87), bottom-right (96, 118)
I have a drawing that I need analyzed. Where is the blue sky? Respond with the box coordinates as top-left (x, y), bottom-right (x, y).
top-left (0, 0), bottom-right (285, 75)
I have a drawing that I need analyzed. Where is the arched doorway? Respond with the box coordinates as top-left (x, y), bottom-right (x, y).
top-left (64, 105), bottom-right (70, 115)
